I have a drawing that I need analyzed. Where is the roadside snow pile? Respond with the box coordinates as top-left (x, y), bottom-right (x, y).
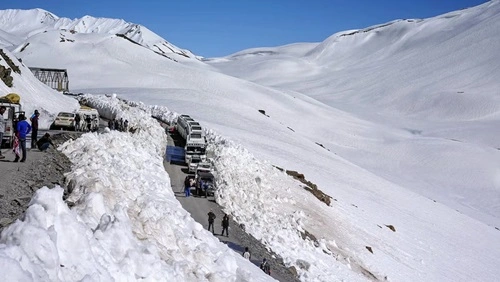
top-left (0, 94), bottom-right (273, 282)
top-left (205, 132), bottom-right (366, 281)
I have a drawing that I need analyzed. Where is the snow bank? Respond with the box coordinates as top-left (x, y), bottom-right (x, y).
top-left (205, 132), bottom-right (366, 281)
top-left (82, 94), bottom-right (366, 281)
top-left (0, 94), bottom-right (273, 282)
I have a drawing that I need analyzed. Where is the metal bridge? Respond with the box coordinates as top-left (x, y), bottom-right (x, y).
top-left (29, 67), bottom-right (69, 92)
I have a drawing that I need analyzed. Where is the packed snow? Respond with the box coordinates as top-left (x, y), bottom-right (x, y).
top-left (1, 1), bottom-right (500, 281)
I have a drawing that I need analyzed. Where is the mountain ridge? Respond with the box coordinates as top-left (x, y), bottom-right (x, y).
top-left (0, 8), bottom-right (197, 59)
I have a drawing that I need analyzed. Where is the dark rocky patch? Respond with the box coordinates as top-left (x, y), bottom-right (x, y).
top-left (20, 43), bottom-right (30, 53)
top-left (258, 109), bottom-right (269, 117)
top-left (315, 142), bottom-right (331, 151)
top-left (366, 246), bottom-right (373, 254)
top-left (283, 169), bottom-right (332, 206)
top-left (385, 225), bottom-right (396, 232)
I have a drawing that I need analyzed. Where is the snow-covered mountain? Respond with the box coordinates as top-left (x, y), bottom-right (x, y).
top-left (0, 8), bottom-right (197, 60)
top-left (208, 0), bottom-right (500, 122)
top-left (1, 2), bottom-right (500, 281)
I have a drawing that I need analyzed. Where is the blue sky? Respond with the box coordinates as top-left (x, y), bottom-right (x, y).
top-left (0, 0), bottom-right (488, 57)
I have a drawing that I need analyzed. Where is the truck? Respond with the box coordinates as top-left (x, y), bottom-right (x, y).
top-left (176, 115), bottom-right (194, 140)
top-left (176, 114), bottom-right (208, 164)
top-left (0, 97), bottom-right (22, 148)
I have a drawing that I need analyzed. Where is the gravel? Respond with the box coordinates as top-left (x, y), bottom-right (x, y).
top-left (0, 132), bottom-right (79, 231)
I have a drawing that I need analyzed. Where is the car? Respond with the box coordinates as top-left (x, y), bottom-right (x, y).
top-left (188, 155), bottom-right (203, 173)
top-left (195, 162), bottom-right (212, 176)
top-left (53, 112), bottom-right (76, 130)
top-left (196, 171), bottom-right (215, 197)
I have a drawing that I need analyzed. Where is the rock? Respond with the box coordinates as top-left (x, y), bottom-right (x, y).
top-left (385, 225), bottom-right (396, 232)
top-left (0, 218), bottom-right (13, 227)
top-left (296, 259), bottom-right (311, 271)
top-left (366, 246), bottom-right (373, 254)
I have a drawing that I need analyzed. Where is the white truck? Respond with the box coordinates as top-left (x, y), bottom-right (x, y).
top-left (0, 98), bottom-right (22, 148)
top-left (176, 115), bottom-right (194, 140)
top-left (176, 115), bottom-right (207, 164)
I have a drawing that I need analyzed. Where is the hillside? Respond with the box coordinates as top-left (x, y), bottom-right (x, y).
top-left (0, 47), bottom-right (78, 126)
top-left (207, 0), bottom-right (500, 227)
top-left (209, 0), bottom-right (500, 122)
top-left (1, 2), bottom-right (499, 281)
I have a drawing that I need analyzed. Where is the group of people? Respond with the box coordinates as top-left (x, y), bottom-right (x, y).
top-left (0, 108), bottom-right (54, 162)
top-left (184, 176), bottom-right (212, 198)
top-left (107, 117), bottom-right (129, 132)
top-left (74, 114), bottom-right (96, 132)
top-left (207, 210), bottom-right (229, 236)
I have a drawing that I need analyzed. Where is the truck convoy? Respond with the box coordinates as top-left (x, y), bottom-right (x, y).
top-left (174, 114), bottom-right (215, 197)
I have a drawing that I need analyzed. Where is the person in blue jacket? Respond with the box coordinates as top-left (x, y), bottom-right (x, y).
top-left (15, 114), bottom-right (31, 162)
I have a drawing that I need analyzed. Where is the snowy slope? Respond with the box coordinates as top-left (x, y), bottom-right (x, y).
top-left (1, 2), bottom-right (500, 282)
top-left (0, 8), bottom-right (198, 61)
top-left (0, 48), bottom-right (78, 127)
top-left (207, 1), bottom-right (500, 226)
top-left (209, 1), bottom-right (500, 121)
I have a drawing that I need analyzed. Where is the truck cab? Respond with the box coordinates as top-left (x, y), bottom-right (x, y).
top-left (0, 99), bottom-right (22, 148)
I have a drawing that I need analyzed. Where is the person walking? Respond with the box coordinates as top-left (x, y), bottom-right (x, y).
top-left (29, 110), bottom-right (40, 148)
top-left (242, 247), bottom-right (251, 260)
top-left (207, 210), bottom-right (216, 234)
top-left (0, 106), bottom-right (6, 159)
top-left (221, 214), bottom-right (229, 237)
top-left (36, 133), bottom-right (55, 151)
top-left (15, 114), bottom-right (31, 162)
top-left (260, 258), bottom-right (271, 275)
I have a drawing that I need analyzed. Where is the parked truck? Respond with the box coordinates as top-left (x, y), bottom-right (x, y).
top-left (175, 114), bottom-right (208, 165)
top-left (0, 95), bottom-right (23, 148)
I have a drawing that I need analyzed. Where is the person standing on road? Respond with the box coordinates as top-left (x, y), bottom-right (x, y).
top-left (12, 114), bottom-right (20, 160)
top-left (29, 110), bottom-right (39, 148)
top-left (0, 106), bottom-right (6, 159)
top-left (243, 247), bottom-right (251, 260)
top-left (208, 210), bottom-right (216, 234)
top-left (85, 115), bottom-right (92, 132)
top-left (74, 113), bottom-right (81, 131)
top-left (114, 119), bottom-right (120, 132)
top-left (15, 114), bottom-right (31, 162)
top-left (260, 258), bottom-right (271, 275)
top-left (221, 214), bottom-right (229, 237)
